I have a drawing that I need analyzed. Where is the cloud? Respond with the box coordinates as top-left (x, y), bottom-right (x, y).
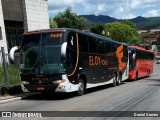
top-left (95, 4), bottom-right (106, 15)
top-left (143, 9), bottom-right (160, 17)
top-left (48, 0), bottom-right (160, 19)
top-left (129, 0), bottom-right (141, 9)
top-left (48, 0), bottom-right (84, 16)
top-left (129, 0), bottom-right (160, 9)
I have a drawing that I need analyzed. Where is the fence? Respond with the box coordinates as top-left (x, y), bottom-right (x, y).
top-left (0, 47), bottom-right (21, 88)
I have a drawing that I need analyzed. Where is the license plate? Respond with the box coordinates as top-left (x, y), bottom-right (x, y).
top-left (37, 87), bottom-right (44, 90)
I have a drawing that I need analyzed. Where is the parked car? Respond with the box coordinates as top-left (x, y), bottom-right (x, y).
top-left (157, 60), bottom-right (160, 64)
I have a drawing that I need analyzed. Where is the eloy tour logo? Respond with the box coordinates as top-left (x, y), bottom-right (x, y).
top-left (88, 44), bottom-right (126, 70)
top-left (116, 44), bottom-right (126, 71)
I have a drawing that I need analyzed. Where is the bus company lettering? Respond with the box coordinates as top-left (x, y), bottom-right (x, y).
top-left (50, 33), bottom-right (62, 38)
top-left (89, 56), bottom-right (108, 66)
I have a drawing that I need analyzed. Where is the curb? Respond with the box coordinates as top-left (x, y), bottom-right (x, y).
top-left (0, 93), bottom-right (38, 105)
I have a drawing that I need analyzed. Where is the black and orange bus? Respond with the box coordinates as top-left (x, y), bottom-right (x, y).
top-left (9, 28), bottom-right (129, 95)
top-left (128, 46), bottom-right (154, 80)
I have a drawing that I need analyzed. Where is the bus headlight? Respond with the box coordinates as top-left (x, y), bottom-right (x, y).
top-left (53, 80), bottom-right (65, 84)
top-left (21, 81), bottom-right (30, 85)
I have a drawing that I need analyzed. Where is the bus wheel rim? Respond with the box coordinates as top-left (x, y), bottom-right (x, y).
top-left (118, 75), bottom-right (122, 85)
top-left (113, 75), bottom-right (116, 86)
top-left (79, 80), bottom-right (84, 94)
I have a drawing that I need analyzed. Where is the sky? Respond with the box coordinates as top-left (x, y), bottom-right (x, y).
top-left (48, 0), bottom-right (160, 19)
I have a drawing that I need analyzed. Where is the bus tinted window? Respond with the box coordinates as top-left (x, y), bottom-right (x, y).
top-left (66, 32), bottom-right (77, 68)
top-left (42, 32), bottom-right (63, 46)
top-left (129, 49), bottom-right (136, 70)
top-left (97, 39), bottom-right (105, 54)
top-left (78, 34), bottom-right (88, 52)
top-left (136, 50), bottom-right (154, 60)
top-left (67, 32), bottom-right (77, 51)
top-left (112, 42), bottom-right (119, 53)
top-left (123, 45), bottom-right (128, 57)
top-left (104, 40), bottom-right (112, 54)
top-left (88, 36), bottom-right (97, 53)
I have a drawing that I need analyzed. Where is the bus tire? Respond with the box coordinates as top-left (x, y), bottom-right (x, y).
top-left (117, 74), bottom-right (122, 85)
top-left (146, 70), bottom-right (150, 78)
top-left (134, 73), bottom-right (138, 81)
top-left (77, 79), bottom-right (85, 96)
top-left (112, 74), bottom-right (117, 87)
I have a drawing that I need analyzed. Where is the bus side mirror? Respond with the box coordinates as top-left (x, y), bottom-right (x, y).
top-left (61, 42), bottom-right (67, 61)
top-left (9, 46), bottom-right (19, 64)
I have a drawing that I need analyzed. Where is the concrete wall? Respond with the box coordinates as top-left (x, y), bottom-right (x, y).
top-left (0, 0), bottom-right (49, 53)
top-left (1, 0), bottom-right (24, 21)
top-left (23, 0), bottom-right (49, 32)
top-left (0, 0), bottom-right (8, 53)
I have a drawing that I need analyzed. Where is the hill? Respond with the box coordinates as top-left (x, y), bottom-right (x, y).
top-left (80, 15), bottom-right (160, 30)
top-left (129, 16), bottom-right (149, 23)
top-left (79, 15), bottom-right (119, 23)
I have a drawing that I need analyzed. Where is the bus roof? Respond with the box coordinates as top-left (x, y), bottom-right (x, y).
top-left (129, 46), bottom-right (154, 53)
top-left (23, 28), bottom-right (127, 46)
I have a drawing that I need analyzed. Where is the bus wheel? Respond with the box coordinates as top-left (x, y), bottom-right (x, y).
top-left (112, 74), bottom-right (117, 87)
top-left (77, 79), bottom-right (85, 96)
top-left (117, 74), bottom-right (122, 85)
top-left (146, 70), bottom-right (150, 78)
top-left (134, 73), bottom-right (138, 81)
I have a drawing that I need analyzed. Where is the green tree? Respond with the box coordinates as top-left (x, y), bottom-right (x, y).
top-left (53, 7), bottom-right (87, 30)
top-left (123, 19), bottom-right (136, 29)
top-left (104, 22), bottom-right (142, 45)
top-left (90, 23), bottom-right (105, 35)
top-left (49, 18), bottom-right (58, 28)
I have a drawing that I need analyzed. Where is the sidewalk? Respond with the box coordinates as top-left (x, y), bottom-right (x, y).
top-left (0, 85), bottom-right (37, 105)
top-left (0, 92), bottom-right (38, 105)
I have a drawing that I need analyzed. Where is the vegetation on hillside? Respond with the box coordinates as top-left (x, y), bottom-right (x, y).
top-left (78, 15), bottom-right (160, 30)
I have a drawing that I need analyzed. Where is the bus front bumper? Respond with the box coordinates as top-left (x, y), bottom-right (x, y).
top-left (21, 81), bottom-right (79, 93)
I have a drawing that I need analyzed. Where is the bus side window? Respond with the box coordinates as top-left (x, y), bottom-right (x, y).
top-left (123, 46), bottom-right (128, 58)
top-left (136, 50), bottom-right (140, 60)
top-left (78, 34), bottom-right (88, 52)
top-left (111, 42), bottom-right (119, 53)
top-left (132, 51), bottom-right (136, 68)
top-left (66, 32), bottom-right (77, 68)
top-left (97, 39), bottom-right (105, 54)
top-left (105, 40), bottom-right (112, 54)
top-left (67, 32), bottom-right (76, 51)
top-left (88, 36), bottom-right (97, 53)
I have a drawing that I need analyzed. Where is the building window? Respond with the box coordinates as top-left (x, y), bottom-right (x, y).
top-left (0, 27), bottom-right (2, 40)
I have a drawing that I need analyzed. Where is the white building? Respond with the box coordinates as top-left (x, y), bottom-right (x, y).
top-left (0, 0), bottom-right (49, 53)
top-left (0, 0), bottom-right (7, 53)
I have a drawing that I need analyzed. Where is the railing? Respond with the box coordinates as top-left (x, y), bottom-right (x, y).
top-left (0, 47), bottom-right (21, 89)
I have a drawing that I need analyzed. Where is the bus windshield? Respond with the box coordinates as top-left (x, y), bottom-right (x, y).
top-left (20, 32), bottom-right (66, 74)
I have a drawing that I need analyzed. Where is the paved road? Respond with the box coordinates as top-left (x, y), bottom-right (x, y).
top-left (0, 62), bottom-right (160, 120)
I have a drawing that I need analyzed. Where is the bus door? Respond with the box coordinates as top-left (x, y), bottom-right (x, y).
top-left (129, 49), bottom-right (136, 70)
top-left (66, 32), bottom-right (79, 82)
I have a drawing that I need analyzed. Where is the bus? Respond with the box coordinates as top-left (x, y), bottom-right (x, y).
top-left (9, 28), bottom-right (129, 95)
top-left (128, 46), bottom-right (154, 80)
top-left (151, 41), bottom-right (160, 60)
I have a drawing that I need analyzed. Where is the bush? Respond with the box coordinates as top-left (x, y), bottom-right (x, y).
top-left (0, 64), bottom-right (21, 85)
